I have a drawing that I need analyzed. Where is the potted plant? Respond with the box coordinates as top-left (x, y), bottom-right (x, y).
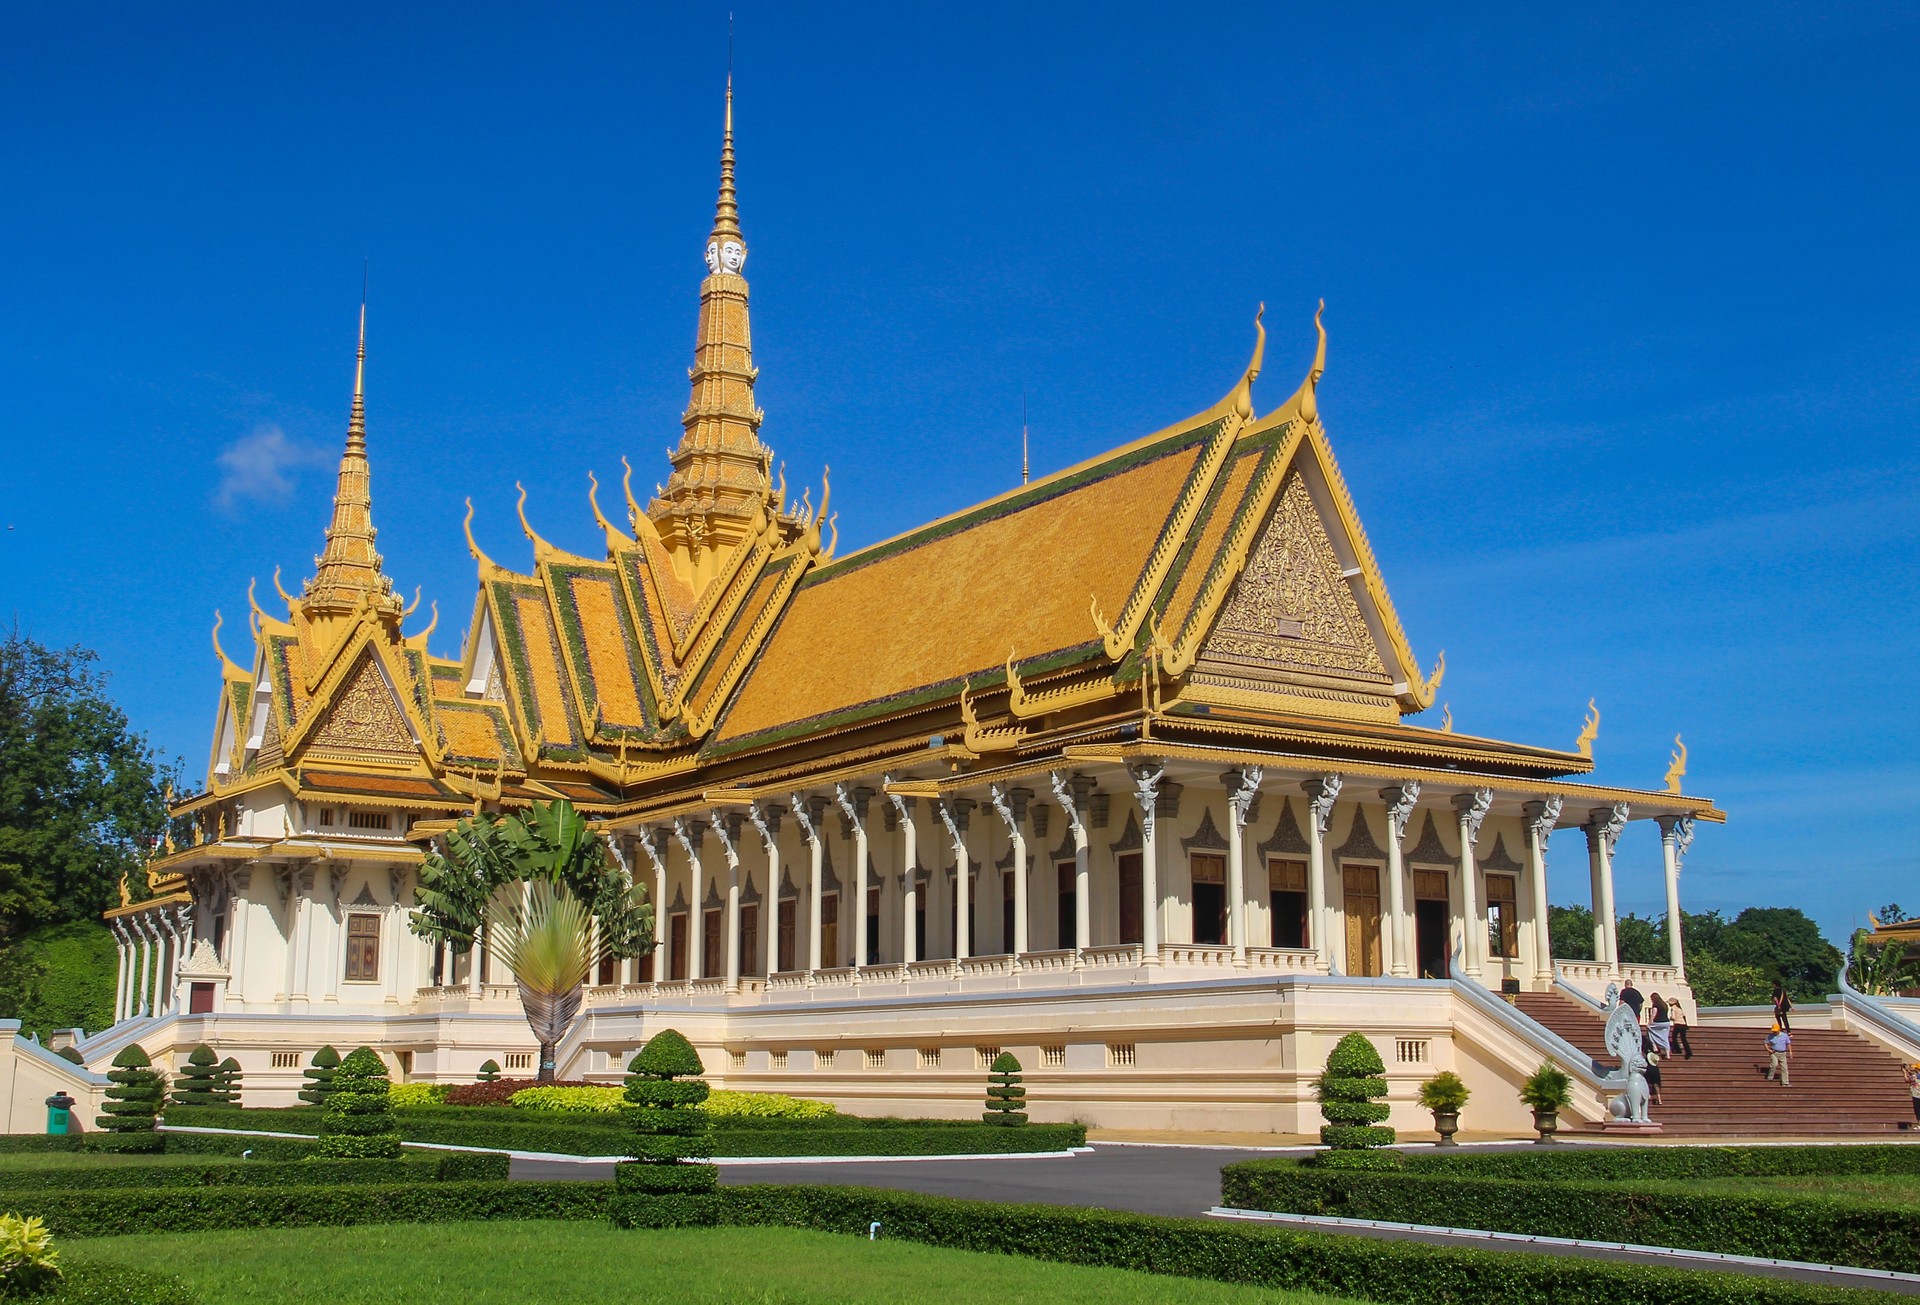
top-left (1520, 1060), bottom-right (1573, 1143)
top-left (1417, 1071), bottom-right (1470, 1145)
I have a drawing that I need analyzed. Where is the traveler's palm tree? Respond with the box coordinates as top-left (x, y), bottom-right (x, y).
top-left (411, 798), bottom-right (653, 1082)
top-left (488, 881), bottom-right (601, 1082)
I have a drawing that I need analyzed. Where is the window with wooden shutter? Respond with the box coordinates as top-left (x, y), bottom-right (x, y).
top-left (344, 913), bottom-right (380, 982)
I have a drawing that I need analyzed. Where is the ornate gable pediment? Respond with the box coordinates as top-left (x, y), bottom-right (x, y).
top-left (1406, 811), bottom-right (1455, 866)
top-left (306, 651), bottom-right (415, 757)
top-left (1195, 468), bottom-right (1388, 686)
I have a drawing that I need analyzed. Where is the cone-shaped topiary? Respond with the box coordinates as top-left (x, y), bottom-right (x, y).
top-left (476, 1059), bottom-right (501, 1084)
top-left (298, 1046), bottom-right (341, 1106)
top-left (982, 1052), bottom-right (1028, 1126)
top-left (213, 1056), bottom-right (243, 1107)
top-left (96, 1044), bottom-right (165, 1138)
top-left (1316, 1032), bottom-right (1396, 1161)
top-left (614, 1029), bottom-right (716, 1196)
top-left (170, 1045), bottom-right (221, 1108)
top-left (315, 1047), bottom-right (402, 1158)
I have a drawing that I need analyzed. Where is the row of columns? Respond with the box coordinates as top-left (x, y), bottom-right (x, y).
top-left (109, 904), bottom-right (191, 1022)
top-left (616, 766), bottom-right (1697, 988)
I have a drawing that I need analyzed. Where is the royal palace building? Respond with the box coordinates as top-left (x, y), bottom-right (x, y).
top-left (71, 84), bottom-right (1737, 1134)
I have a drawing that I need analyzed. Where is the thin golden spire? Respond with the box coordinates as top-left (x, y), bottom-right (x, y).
top-left (712, 75), bottom-right (741, 246)
top-left (305, 285), bottom-right (400, 619)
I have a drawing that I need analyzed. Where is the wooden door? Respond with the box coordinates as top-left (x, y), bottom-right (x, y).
top-left (668, 913), bottom-right (688, 980)
top-left (777, 899), bottom-right (795, 972)
top-left (1343, 864), bottom-right (1383, 977)
top-left (820, 893), bottom-right (839, 968)
top-left (1117, 851), bottom-right (1143, 945)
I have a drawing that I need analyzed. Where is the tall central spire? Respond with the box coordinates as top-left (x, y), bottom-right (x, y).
top-left (650, 75), bottom-right (773, 591)
top-left (305, 298), bottom-right (402, 622)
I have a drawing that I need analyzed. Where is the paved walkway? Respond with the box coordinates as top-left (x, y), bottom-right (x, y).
top-left (513, 1143), bottom-right (1920, 1294)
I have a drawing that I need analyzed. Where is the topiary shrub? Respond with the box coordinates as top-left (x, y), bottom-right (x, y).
top-left (614, 1029), bottom-right (716, 1200)
top-left (54, 1046), bottom-right (83, 1066)
top-left (0, 1212), bottom-right (60, 1295)
top-left (299, 1046), bottom-right (341, 1106)
top-left (476, 1058), bottom-right (501, 1084)
top-left (982, 1052), bottom-right (1028, 1126)
top-left (214, 1056), bottom-right (243, 1107)
top-left (389, 1083), bottom-right (450, 1109)
top-left (170, 1045), bottom-right (221, 1107)
top-left (95, 1043), bottom-right (165, 1143)
top-left (1315, 1033), bottom-right (1394, 1154)
top-left (314, 1047), bottom-right (402, 1159)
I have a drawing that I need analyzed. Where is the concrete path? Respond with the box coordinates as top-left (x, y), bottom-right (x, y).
top-left (513, 1142), bottom-right (1920, 1293)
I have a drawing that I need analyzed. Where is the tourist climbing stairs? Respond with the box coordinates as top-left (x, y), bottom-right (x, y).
top-left (1510, 991), bottom-right (1913, 1135)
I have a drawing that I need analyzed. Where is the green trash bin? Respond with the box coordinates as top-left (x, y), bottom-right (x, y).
top-left (45, 1092), bottom-right (75, 1136)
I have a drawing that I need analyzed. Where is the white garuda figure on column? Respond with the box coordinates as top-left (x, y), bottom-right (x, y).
top-left (1603, 990), bottom-right (1652, 1124)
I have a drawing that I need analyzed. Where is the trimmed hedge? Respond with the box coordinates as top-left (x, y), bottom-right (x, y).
top-left (1406, 1143), bottom-right (1920, 1182)
top-left (316, 1047), bottom-right (401, 1159)
top-left (160, 1108), bottom-right (1085, 1158)
top-left (19, 1181), bottom-right (609, 1239)
top-left (0, 1152), bottom-right (508, 1194)
top-left (1220, 1160), bottom-right (1920, 1273)
top-left (611, 1184), bottom-right (1894, 1305)
top-left (0, 1137), bottom-right (83, 1155)
top-left (18, 1260), bottom-right (198, 1304)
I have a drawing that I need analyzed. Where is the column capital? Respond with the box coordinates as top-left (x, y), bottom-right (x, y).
top-left (747, 803), bottom-right (782, 855)
top-left (1656, 813), bottom-right (1696, 868)
top-left (1523, 795), bottom-right (1564, 845)
top-left (1048, 772), bottom-right (1087, 842)
top-left (1382, 782), bottom-right (1422, 845)
top-left (1585, 803), bottom-right (1629, 857)
top-left (1302, 773), bottom-right (1342, 835)
top-left (708, 809), bottom-right (741, 868)
top-left (788, 794), bottom-right (822, 844)
top-left (1224, 767), bottom-right (1264, 829)
top-left (1452, 787), bottom-right (1493, 847)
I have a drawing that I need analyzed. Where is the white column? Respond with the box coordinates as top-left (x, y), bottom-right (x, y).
top-left (790, 795), bottom-right (824, 973)
top-left (1586, 804), bottom-right (1627, 969)
top-left (1453, 789), bottom-right (1492, 977)
top-left (937, 799), bottom-right (971, 961)
top-left (167, 905), bottom-right (191, 1012)
top-left (133, 917), bottom-right (153, 1016)
top-left (1049, 773), bottom-right (1092, 961)
top-left (836, 785), bottom-right (872, 970)
top-left (748, 805), bottom-right (782, 976)
top-left (674, 819), bottom-right (704, 980)
top-left (711, 810), bottom-right (742, 992)
top-left (886, 787), bottom-right (919, 965)
top-left (989, 785), bottom-right (1030, 958)
top-left (1657, 815), bottom-right (1694, 975)
top-left (635, 832), bottom-right (669, 980)
top-left (1303, 775), bottom-right (1342, 972)
top-left (1130, 764), bottom-right (1165, 965)
top-left (110, 923), bottom-right (128, 1022)
top-left (288, 869), bottom-right (314, 1003)
top-left (148, 914), bottom-right (167, 1016)
top-left (1524, 797), bottom-right (1563, 982)
top-left (1225, 767), bottom-right (1263, 965)
top-left (1382, 783), bottom-right (1421, 978)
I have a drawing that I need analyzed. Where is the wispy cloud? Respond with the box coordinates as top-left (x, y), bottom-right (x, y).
top-left (213, 425), bottom-right (328, 510)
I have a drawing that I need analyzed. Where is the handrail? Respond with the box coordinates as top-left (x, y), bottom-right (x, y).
top-left (1450, 960), bottom-right (1610, 1088)
top-left (4, 1027), bottom-right (110, 1087)
top-left (1836, 970), bottom-right (1920, 1058)
top-left (1552, 963), bottom-right (1609, 1013)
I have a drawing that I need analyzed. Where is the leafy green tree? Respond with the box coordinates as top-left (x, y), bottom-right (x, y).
top-left (1615, 913), bottom-right (1667, 966)
top-left (1548, 904), bottom-right (1594, 960)
top-left (982, 1052), bottom-right (1028, 1126)
top-left (1712, 907), bottom-right (1843, 1000)
top-left (1685, 951), bottom-right (1771, 1006)
top-left (298, 1046), bottom-right (341, 1106)
top-left (95, 1044), bottom-right (165, 1144)
top-left (412, 800), bottom-right (653, 1083)
top-left (1316, 1033), bottom-right (1395, 1160)
top-left (0, 633), bottom-right (178, 942)
top-left (213, 1057), bottom-right (242, 1107)
top-left (315, 1047), bottom-right (400, 1158)
top-left (170, 1045), bottom-right (220, 1107)
top-left (0, 922), bottom-right (116, 1039)
top-left (615, 1029), bottom-right (715, 1196)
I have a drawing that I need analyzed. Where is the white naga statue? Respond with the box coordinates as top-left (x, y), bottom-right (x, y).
top-left (1601, 982), bottom-right (1652, 1124)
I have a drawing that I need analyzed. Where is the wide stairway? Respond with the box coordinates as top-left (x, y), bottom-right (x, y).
top-left (1512, 992), bottom-right (1914, 1136)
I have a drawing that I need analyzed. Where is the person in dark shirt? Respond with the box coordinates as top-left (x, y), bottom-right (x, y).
top-left (1771, 981), bottom-right (1793, 1032)
top-left (1619, 981), bottom-right (1645, 1020)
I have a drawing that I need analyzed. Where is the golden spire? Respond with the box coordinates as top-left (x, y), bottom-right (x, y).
top-left (649, 74), bottom-right (775, 591)
top-left (305, 293), bottom-right (402, 621)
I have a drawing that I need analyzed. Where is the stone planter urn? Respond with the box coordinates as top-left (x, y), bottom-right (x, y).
top-left (1531, 1108), bottom-right (1560, 1143)
top-left (1431, 1108), bottom-right (1461, 1146)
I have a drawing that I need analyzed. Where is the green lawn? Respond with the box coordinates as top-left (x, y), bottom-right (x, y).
top-left (74, 1221), bottom-right (1359, 1305)
top-left (1637, 1173), bottom-right (1920, 1210)
top-left (0, 1150), bottom-right (204, 1171)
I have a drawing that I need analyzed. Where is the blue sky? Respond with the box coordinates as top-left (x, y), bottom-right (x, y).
top-left (2, 4), bottom-right (1915, 944)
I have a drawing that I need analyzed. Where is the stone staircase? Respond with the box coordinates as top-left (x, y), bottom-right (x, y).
top-left (1512, 992), bottom-right (1914, 1136)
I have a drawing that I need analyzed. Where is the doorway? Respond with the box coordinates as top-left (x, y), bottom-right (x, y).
top-left (1117, 852), bottom-right (1143, 944)
top-left (1191, 853), bottom-right (1227, 945)
top-left (1343, 865), bottom-right (1383, 976)
top-left (1057, 861), bottom-right (1077, 950)
top-left (1269, 857), bottom-right (1309, 949)
top-left (1413, 868), bottom-right (1449, 979)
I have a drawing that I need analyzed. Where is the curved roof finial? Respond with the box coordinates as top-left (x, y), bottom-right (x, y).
top-left (620, 456), bottom-right (646, 536)
top-left (245, 577), bottom-right (269, 636)
top-left (211, 610), bottom-right (245, 679)
top-left (418, 599), bottom-right (440, 645)
top-left (402, 585), bottom-right (422, 619)
top-left (587, 469), bottom-right (632, 547)
top-left (1231, 304), bottom-right (1267, 420)
top-left (271, 565), bottom-right (297, 611)
top-left (462, 498), bottom-right (501, 573)
top-left (512, 481), bottom-right (556, 558)
top-left (1298, 299), bottom-right (1327, 425)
